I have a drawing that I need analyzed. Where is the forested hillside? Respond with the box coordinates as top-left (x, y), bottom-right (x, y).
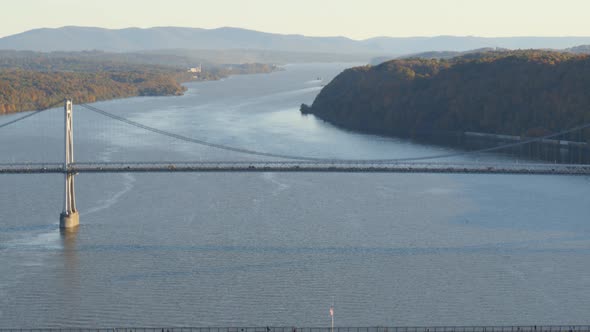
top-left (0, 51), bottom-right (277, 114)
top-left (0, 70), bottom-right (187, 114)
top-left (301, 51), bottom-right (590, 142)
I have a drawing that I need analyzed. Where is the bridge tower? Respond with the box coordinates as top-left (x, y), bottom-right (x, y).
top-left (60, 99), bottom-right (79, 229)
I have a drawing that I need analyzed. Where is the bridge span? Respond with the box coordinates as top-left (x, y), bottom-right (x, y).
top-left (1, 161), bottom-right (590, 175)
top-left (2, 99), bottom-right (590, 229)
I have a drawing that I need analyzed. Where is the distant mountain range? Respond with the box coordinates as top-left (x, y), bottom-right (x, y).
top-left (565, 45), bottom-right (590, 54)
top-left (2, 26), bottom-right (590, 55)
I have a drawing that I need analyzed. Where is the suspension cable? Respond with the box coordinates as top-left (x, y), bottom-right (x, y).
top-left (80, 103), bottom-right (590, 163)
top-left (80, 103), bottom-right (324, 161)
top-left (0, 100), bottom-right (64, 130)
top-left (0, 109), bottom-right (45, 130)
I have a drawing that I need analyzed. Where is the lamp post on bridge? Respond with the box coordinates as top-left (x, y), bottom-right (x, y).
top-left (60, 99), bottom-right (79, 229)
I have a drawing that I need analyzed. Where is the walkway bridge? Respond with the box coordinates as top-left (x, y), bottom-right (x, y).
top-left (1, 100), bottom-right (589, 229)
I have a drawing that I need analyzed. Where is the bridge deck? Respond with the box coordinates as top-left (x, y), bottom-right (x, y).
top-left (0, 162), bottom-right (589, 175)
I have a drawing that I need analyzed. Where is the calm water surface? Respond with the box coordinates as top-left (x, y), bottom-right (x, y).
top-left (0, 63), bottom-right (589, 327)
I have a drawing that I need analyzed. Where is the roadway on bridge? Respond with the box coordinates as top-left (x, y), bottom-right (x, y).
top-left (0, 161), bottom-right (589, 175)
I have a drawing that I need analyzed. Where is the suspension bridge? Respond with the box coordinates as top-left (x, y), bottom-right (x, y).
top-left (1, 99), bottom-right (589, 229)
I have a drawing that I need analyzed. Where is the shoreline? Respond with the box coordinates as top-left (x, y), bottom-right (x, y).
top-left (303, 111), bottom-right (590, 164)
top-left (0, 66), bottom-right (279, 116)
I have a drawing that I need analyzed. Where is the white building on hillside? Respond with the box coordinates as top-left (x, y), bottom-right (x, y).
top-left (188, 64), bottom-right (202, 73)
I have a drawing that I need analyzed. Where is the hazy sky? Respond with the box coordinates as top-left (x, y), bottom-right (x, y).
top-left (2, 0), bottom-right (589, 39)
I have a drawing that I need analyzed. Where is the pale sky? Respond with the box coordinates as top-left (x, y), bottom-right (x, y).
top-left (1, 0), bottom-right (589, 39)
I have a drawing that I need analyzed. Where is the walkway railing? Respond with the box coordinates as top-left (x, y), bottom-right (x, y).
top-left (1, 327), bottom-right (590, 332)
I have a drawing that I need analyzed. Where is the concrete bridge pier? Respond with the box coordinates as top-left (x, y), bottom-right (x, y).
top-left (60, 99), bottom-right (79, 229)
top-left (60, 211), bottom-right (79, 229)
top-left (60, 171), bottom-right (79, 228)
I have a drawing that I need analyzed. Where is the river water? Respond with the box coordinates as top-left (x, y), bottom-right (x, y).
top-left (0, 63), bottom-right (589, 328)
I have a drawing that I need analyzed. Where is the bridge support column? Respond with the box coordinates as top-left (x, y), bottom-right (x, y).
top-left (60, 99), bottom-right (79, 229)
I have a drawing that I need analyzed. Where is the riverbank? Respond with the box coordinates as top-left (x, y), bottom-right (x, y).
top-left (0, 51), bottom-right (280, 115)
top-left (0, 66), bottom-right (281, 115)
top-left (0, 69), bottom-right (189, 114)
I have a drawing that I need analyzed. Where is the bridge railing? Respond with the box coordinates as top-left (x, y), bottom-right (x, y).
top-left (1, 326), bottom-right (590, 332)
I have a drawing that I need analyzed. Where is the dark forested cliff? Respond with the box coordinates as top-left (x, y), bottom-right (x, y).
top-left (301, 51), bottom-right (590, 142)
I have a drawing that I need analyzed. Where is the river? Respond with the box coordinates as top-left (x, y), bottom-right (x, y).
top-left (0, 63), bottom-right (589, 327)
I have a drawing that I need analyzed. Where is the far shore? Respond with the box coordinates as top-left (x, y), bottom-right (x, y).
top-left (0, 65), bottom-right (279, 116)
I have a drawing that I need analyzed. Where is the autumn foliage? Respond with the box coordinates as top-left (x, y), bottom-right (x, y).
top-left (0, 70), bottom-right (187, 114)
top-left (302, 51), bottom-right (590, 142)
